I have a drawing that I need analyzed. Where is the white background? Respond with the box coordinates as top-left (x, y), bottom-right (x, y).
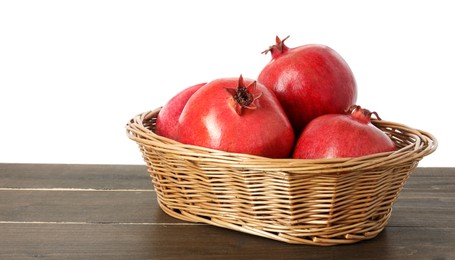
top-left (0, 0), bottom-right (452, 167)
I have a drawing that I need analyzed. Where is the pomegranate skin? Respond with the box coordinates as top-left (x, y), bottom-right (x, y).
top-left (258, 37), bottom-right (357, 135)
top-left (177, 76), bottom-right (295, 158)
top-left (155, 83), bottom-right (206, 140)
top-left (292, 111), bottom-right (397, 159)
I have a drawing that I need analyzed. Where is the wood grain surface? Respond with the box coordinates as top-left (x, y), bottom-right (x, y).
top-left (1, 164), bottom-right (454, 259)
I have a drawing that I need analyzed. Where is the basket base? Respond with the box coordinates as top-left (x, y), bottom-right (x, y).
top-left (156, 199), bottom-right (390, 246)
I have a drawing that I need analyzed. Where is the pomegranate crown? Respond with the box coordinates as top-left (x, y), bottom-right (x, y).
top-left (225, 75), bottom-right (263, 116)
top-left (347, 105), bottom-right (381, 122)
top-left (261, 35), bottom-right (290, 58)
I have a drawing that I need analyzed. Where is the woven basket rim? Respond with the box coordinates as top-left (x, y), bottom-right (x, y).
top-left (126, 107), bottom-right (437, 173)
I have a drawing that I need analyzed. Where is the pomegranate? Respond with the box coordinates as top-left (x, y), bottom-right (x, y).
top-left (258, 36), bottom-right (357, 135)
top-left (155, 83), bottom-right (206, 140)
top-left (177, 75), bottom-right (294, 158)
top-left (292, 105), bottom-right (397, 159)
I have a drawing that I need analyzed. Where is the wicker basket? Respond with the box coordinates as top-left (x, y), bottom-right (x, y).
top-left (126, 107), bottom-right (437, 246)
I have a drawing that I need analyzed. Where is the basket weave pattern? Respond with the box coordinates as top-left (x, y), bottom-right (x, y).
top-left (126, 108), bottom-right (437, 245)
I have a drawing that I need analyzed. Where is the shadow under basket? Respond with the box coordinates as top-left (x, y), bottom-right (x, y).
top-left (126, 108), bottom-right (437, 246)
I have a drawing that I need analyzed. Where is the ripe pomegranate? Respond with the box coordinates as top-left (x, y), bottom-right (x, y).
top-left (258, 36), bottom-right (357, 135)
top-left (177, 75), bottom-right (294, 158)
top-left (155, 83), bottom-right (206, 140)
top-left (292, 105), bottom-right (397, 159)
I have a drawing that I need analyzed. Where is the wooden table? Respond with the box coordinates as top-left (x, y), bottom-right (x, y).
top-left (1, 164), bottom-right (453, 259)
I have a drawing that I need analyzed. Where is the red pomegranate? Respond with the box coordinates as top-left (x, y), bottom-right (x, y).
top-left (292, 105), bottom-right (397, 159)
top-left (155, 83), bottom-right (206, 140)
top-left (258, 36), bottom-right (357, 135)
top-left (177, 75), bottom-right (294, 158)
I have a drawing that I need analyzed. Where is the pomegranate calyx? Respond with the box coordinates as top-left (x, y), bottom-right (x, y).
top-left (225, 75), bottom-right (263, 115)
top-left (347, 105), bottom-right (381, 123)
top-left (261, 35), bottom-right (290, 58)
